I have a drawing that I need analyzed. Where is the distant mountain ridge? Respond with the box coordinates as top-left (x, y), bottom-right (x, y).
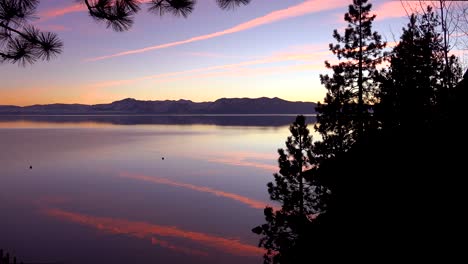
top-left (0, 97), bottom-right (317, 115)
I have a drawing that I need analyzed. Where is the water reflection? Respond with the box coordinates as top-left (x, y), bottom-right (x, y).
top-left (44, 207), bottom-right (266, 257)
top-left (0, 115), bottom-right (316, 264)
top-left (119, 172), bottom-right (278, 210)
top-left (0, 115), bottom-right (316, 127)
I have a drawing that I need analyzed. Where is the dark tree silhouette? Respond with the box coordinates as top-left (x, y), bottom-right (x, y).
top-left (0, 249), bottom-right (24, 264)
top-left (0, 0), bottom-right (251, 65)
top-left (252, 115), bottom-right (329, 264)
top-left (378, 7), bottom-right (461, 129)
top-left (308, 6), bottom-right (466, 262)
top-left (254, 2), bottom-right (467, 263)
top-left (316, 0), bottom-right (385, 157)
top-left (0, 0), bottom-right (63, 65)
top-left (401, 0), bottom-right (464, 89)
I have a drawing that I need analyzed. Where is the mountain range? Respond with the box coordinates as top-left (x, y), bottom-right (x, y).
top-left (0, 97), bottom-right (317, 115)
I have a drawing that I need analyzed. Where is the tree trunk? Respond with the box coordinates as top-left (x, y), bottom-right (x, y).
top-left (358, 2), bottom-right (364, 137)
top-left (440, 0), bottom-right (452, 90)
top-left (298, 134), bottom-right (304, 216)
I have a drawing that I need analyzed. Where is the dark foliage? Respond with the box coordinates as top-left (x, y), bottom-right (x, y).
top-left (0, 249), bottom-right (24, 264)
top-left (148, 0), bottom-right (195, 18)
top-left (303, 104), bottom-right (467, 261)
top-left (254, 1), bottom-right (466, 263)
top-left (377, 7), bottom-right (462, 129)
top-left (82, 0), bottom-right (251, 29)
top-left (216, 0), bottom-right (250, 10)
top-left (0, 0), bottom-right (63, 65)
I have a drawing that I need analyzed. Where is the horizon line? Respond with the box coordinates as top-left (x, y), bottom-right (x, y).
top-left (0, 96), bottom-right (319, 107)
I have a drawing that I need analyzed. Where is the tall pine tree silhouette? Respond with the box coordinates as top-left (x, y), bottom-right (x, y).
top-left (252, 115), bottom-right (329, 264)
top-left (316, 0), bottom-right (385, 157)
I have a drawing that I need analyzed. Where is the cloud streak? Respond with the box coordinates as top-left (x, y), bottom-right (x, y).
top-left (37, 1), bottom-right (151, 24)
top-left (373, 1), bottom-right (422, 21)
top-left (144, 63), bottom-right (322, 86)
top-left (119, 172), bottom-right (275, 210)
top-left (39, 3), bottom-right (85, 21)
top-left (150, 237), bottom-right (209, 257)
top-left (86, 46), bottom-right (330, 88)
top-left (207, 157), bottom-right (278, 172)
top-left (85, 0), bottom-right (345, 62)
top-left (45, 207), bottom-right (265, 257)
top-left (203, 151), bottom-right (278, 172)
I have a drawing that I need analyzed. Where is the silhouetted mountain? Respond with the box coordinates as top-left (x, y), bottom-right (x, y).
top-left (0, 97), bottom-right (316, 115)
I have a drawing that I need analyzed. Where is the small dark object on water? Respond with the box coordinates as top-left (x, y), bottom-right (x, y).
top-left (162, 157), bottom-right (165, 160)
top-left (29, 165), bottom-right (32, 169)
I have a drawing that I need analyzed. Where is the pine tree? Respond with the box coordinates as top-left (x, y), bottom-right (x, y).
top-left (0, 0), bottom-right (63, 65)
top-left (316, 0), bottom-right (385, 156)
top-left (252, 115), bottom-right (329, 264)
top-left (378, 7), bottom-right (461, 129)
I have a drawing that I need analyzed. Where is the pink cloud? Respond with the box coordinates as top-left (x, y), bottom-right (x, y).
top-left (196, 151), bottom-right (280, 172)
top-left (333, 1), bottom-right (423, 22)
top-left (39, 3), bottom-right (85, 21)
top-left (38, 1), bottom-right (155, 20)
top-left (374, 1), bottom-right (423, 21)
top-left (205, 152), bottom-right (278, 172)
top-left (37, 0), bottom-right (153, 23)
top-left (151, 237), bottom-right (209, 257)
top-left (182, 52), bottom-right (250, 59)
top-left (119, 172), bottom-right (276, 210)
top-left (45, 207), bottom-right (266, 256)
top-left (208, 157), bottom-right (277, 171)
top-left (449, 49), bottom-right (467, 57)
top-left (85, 0), bottom-right (345, 62)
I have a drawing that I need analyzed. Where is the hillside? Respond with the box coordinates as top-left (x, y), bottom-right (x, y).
top-left (0, 97), bottom-right (317, 115)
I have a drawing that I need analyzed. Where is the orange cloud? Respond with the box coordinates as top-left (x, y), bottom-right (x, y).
top-left (119, 172), bottom-right (275, 210)
top-left (45, 207), bottom-right (265, 257)
top-left (85, 0), bottom-right (345, 62)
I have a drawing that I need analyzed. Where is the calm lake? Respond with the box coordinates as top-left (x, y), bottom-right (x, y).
top-left (0, 115), bottom-right (316, 264)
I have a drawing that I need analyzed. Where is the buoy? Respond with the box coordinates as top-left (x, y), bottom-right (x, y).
top-left (29, 165), bottom-right (32, 169)
top-left (162, 157), bottom-right (165, 160)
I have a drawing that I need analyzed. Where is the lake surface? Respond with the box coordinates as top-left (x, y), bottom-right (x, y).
top-left (0, 115), bottom-right (316, 264)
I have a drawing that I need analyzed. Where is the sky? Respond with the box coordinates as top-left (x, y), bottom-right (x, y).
top-left (0, 0), bottom-right (435, 106)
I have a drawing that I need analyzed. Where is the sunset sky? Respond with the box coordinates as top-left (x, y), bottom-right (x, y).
top-left (0, 0), bottom-right (432, 105)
